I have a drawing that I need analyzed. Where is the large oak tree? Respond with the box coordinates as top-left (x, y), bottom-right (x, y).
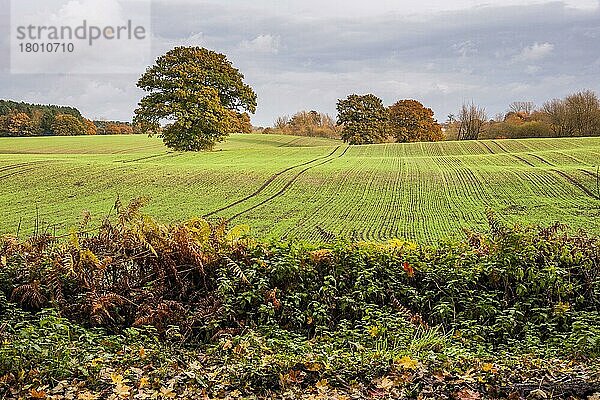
top-left (336, 94), bottom-right (388, 145)
top-left (134, 47), bottom-right (257, 151)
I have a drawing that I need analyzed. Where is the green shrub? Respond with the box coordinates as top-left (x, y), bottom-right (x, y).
top-left (0, 203), bottom-right (598, 356)
top-left (1, 204), bottom-right (599, 398)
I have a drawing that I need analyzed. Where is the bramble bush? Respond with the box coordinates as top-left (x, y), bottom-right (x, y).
top-left (1, 200), bottom-right (599, 398)
top-left (1, 201), bottom-right (598, 353)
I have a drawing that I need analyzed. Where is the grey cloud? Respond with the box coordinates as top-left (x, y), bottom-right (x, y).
top-left (0, 1), bottom-right (599, 125)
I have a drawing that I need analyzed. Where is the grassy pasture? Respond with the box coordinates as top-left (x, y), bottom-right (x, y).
top-left (0, 133), bottom-right (599, 242)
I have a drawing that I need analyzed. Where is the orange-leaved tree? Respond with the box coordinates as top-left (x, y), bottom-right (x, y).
top-left (388, 100), bottom-right (443, 142)
top-left (7, 112), bottom-right (33, 136)
top-left (83, 119), bottom-right (97, 135)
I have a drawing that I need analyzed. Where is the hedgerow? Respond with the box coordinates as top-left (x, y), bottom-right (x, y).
top-left (0, 200), bottom-right (599, 398)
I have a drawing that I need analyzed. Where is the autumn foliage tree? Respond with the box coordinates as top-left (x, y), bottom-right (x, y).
top-left (7, 113), bottom-right (32, 136)
top-left (388, 100), bottom-right (443, 142)
top-left (270, 110), bottom-right (339, 138)
top-left (51, 114), bottom-right (86, 136)
top-left (336, 94), bottom-right (388, 145)
top-left (228, 111), bottom-right (253, 134)
top-left (0, 115), bottom-right (8, 135)
top-left (29, 109), bottom-right (44, 136)
top-left (134, 47), bottom-right (257, 151)
top-left (105, 123), bottom-right (133, 135)
top-left (83, 119), bottom-right (97, 135)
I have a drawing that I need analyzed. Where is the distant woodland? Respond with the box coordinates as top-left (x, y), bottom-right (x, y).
top-left (0, 100), bottom-right (135, 137)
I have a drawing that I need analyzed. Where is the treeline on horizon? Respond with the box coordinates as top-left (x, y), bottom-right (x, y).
top-left (262, 89), bottom-right (600, 144)
top-left (3, 89), bottom-right (600, 143)
top-left (0, 100), bottom-right (137, 137)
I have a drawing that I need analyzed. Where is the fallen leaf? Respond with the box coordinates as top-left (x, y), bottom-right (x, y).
top-left (110, 373), bottom-right (124, 385)
top-left (397, 355), bottom-right (418, 370)
top-left (376, 377), bottom-right (394, 391)
top-left (529, 389), bottom-right (548, 399)
top-left (114, 384), bottom-right (131, 399)
top-left (139, 377), bottom-right (149, 388)
top-left (316, 379), bottom-right (329, 392)
top-left (305, 362), bottom-right (323, 372)
top-left (233, 344), bottom-right (244, 354)
top-left (287, 370), bottom-right (304, 384)
top-left (482, 362), bottom-right (498, 374)
top-left (29, 389), bottom-right (47, 399)
top-left (77, 391), bottom-right (99, 400)
top-left (403, 261), bottom-right (415, 277)
top-left (160, 386), bottom-right (177, 398)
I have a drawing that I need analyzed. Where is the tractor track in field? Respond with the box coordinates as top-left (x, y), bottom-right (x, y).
top-left (580, 169), bottom-right (599, 180)
top-left (491, 140), bottom-right (537, 167)
top-left (492, 140), bottom-right (510, 153)
top-left (580, 168), bottom-right (600, 199)
top-left (528, 153), bottom-right (554, 166)
top-left (511, 154), bottom-right (536, 167)
top-left (204, 146), bottom-right (342, 218)
top-left (0, 161), bottom-right (48, 180)
top-left (480, 142), bottom-right (495, 154)
top-left (553, 169), bottom-right (600, 200)
top-left (0, 168), bottom-right (36, 180)
top-left (0, 161), bottom-right (47, 172)
top-left (118, 152), bottom-right (180, 163)
top-left (224, 146), bottom-right (350, 222)
top-left (0, 163), bottom-right (34, 173)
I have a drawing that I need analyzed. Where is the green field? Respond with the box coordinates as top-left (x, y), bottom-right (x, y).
top-left (0, 134), bottom-right (599, 241)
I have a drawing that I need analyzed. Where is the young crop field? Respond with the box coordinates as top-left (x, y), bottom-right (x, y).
top-left (0, 134), bottom-right (599, 242)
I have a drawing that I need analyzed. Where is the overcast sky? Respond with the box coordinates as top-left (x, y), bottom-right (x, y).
top-left (1, 0), bottom-right (599, 125)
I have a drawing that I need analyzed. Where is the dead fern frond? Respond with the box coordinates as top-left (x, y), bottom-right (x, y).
top-left (210, 327), bottom-right (242, 342)
top-left (87, 293), bottom-right (127, 326)
top-left (309, 249), bottom-right (333, 264)
top-left (133, 300), bottom-right (186, 333)
top-left (11, 281), bottom-right (47, 310)
top-left (79, 210), bottom-right (92, 230)
top-left (118, 196), bottom-right (150, 225)
top-left (192, 295), bottom-right (223, 319)
top-left (46, 262), bottom-right (65, 305)
top-left (265, 288), bottom-right (282, 310)
top-left (61, 253), bottom-right (75, 275)
top-left (212, 219), bottom-right (228, 244)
